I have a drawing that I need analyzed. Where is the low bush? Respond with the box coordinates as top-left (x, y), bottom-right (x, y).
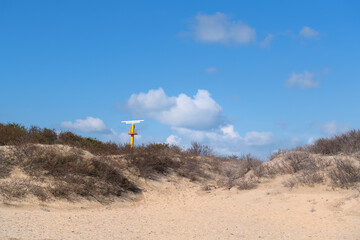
top-left (28, 126), bottom-right (57, 144)
top-left (0, 123), bottom-right (27, 145)
top-left (269, 149), bottom-right (287, 161)
top-left (187, 142), bottom-right (213, 156)
top-left (329, 159), bottom-right (360, 189)
top-left (0, 153), bottom-right (17, 179)
top-left (0, 123), bottom-right (124, 156)
top-left (282, 170), bottom-right (324, 188)
top-left (58, 132), bottom-right (121, 155)
top-left (235, 178), bottom-right (258, 190)
top-left (283, 152), bottom-right (317, 173)
top-left (1, 145), bottom-right (140, 202)
top-left (307, 130), bottom-right (360, 155)
top-left (127, 143), bottom-right (209, 181)
top-left (216, 154), bottom-right (262, 190)
top-left (0, 179), bottom-right (48, 201)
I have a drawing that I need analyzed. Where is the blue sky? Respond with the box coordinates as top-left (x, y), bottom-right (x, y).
top-left (1, 0), bottom-right (359, 158)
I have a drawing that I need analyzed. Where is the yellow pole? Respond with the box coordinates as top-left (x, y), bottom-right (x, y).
top-left (130, 124), bottom-right (135, 149)
top-left (122, 120), bottom-right (143, 149)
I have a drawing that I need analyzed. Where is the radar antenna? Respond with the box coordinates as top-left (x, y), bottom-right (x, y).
top-left (121, 120), bottom-right (144, 149)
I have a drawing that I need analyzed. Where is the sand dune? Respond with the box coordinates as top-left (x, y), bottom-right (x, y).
top-left (1, 140), bottom-right (360, 240)
top-left (1, 175), bottom-right (359, 240)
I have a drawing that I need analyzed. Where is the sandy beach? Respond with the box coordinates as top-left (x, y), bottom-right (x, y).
top-left (1, 175), bottom-right (359, 240)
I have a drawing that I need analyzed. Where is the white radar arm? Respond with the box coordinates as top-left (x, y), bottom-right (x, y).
top-left (121, 120), bottom-right (144, 125)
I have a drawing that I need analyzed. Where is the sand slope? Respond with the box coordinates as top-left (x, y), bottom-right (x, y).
top-left (1, 175), bottom-right (359, 240)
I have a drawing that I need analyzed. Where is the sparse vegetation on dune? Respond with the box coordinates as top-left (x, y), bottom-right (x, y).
top-left (307, 130), bottom-right (360, 155)
top-left (0, 122), bottom-right (360, 203)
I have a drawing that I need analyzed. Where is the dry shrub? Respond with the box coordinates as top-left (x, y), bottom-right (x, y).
top-left (28, 126), bottom-right (57, 144)
top-left (235, 178), bottom-right (258, 190)
top-left (3, 145), bottom-right (140, 202)
top-left (58, 132), bottom-right (121, 155)
top-left (283, 152), bottom-right (317, 173)
top-left (0, 179), bottom-right (48, 201)
top-left (269, 149), bottom-right (287, 161)
top-left (239, 154), bottom-right (263, 174)
top-left (208, 157), bottom-right (226, 174)
top-left (308, 130), bottom-right (360, 155)
top-left (187, 142), bottom-right (213, 156)
top-left (126, 143), bottom-right (181, 179)
top-left (217, 154), bottom-right (262, 189)
top-left (0, 123), bottom-right (57, 146)
top-left (298, 170), bottom-right (324, 186)
top-left (128, 154), bottom-right (178, 179)
top-left (177, 157), bottom-right (209, 182)
top-left (0, 122), bottom-right (124, 156)
top-left (282, 177), bottom-right (297, 188)
top-left (0, 152), bottom-right (17, 178)
top-left (0, 123), bottom-right (28, 145)
top-left (127, 143), bottom-right (209, 181)
top-left (217, 171), bottom-right (258, 190)
top-left (253, 162), bottom-right (284, 178)
top-left (283, 170), bottom-right (324, 188)
top-left (329, 159), bottom-right (360, 189)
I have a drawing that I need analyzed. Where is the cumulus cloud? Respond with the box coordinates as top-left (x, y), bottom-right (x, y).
top-left (172, 125), bottom-right (275, 157)
top-left (191, 12), bottom-right (256, 44)
top-left (174, 125), bottom-right (273, 147)
top-left (260, 34), bottom-right (274, 48)
top-left (126, 88), bottom-right (222, 130)
top-left (321, 121), bottom-right (350, 136)
top-left (285, 70), bottom-right (319, 89)
top-left (61, 117), bottom-right (111, 133)
top-left (166, 135), bottom-right (182, 145)
top-left (125, 88), bottom-right (278, 157)
top-left (244, 131), bottom-right (274, 146)
top-left (299, 26), bottom-right (319, 38)
top-left (221, 125), bottom-right (240, 138)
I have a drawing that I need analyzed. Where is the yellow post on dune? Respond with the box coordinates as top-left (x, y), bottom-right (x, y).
top-left (128, 124), bottom-right (137, 149)
top-left (122, 120), bottom-right (144, 149)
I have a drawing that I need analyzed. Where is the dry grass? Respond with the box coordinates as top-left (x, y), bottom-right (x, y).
top-left (307, 130), bottom-right (360, 155)
top-left (126, 143), bottom-right (210, 182)
top-left (283, 170), bottom-right (324, 188)
top-left (1, 122), bottom-right (360, 202)
top-left (0, 142), bottom-right (215, 202)
top-left (0, 145), bottom-right (140, 202)
top-left (0, 179), bottom-right (48, 201)
top-left (329, 158), bottom-right (360, 189)
top-left (216, 154), bottom-right (262, 190)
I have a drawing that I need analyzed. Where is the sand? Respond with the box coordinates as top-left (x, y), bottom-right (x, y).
top-left (1, 176), bottom-right (359, 240)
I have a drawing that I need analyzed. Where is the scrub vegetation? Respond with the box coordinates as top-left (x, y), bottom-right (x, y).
top-left (0, 122), bottom-right (359, 203)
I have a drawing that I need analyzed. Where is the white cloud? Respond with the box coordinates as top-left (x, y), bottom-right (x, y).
top-left (221, 125), bottom-right (240, 138)
top-left (205, 67), bottom-right (217, 73)
top-left (126, 88), bottom-right (175, 116)
top-left (244, 131), bottom-right (274, 146)
top-left (126, 88), bottom-right (222, 130)
top-left (260, 34), bottom-right (274, 48)
top-left (174, 125), bottom-right (274, 148)
top-left (192, 12), bottom-right (256, 44)
top-left (60, 117), bottom-right (111, 133)
top-left (299, 26), bottom-right (319, 38)
top-left (103, 129), bottom-right (142, 144)
top-left (166, 135), bottom-right (181, 145)
top-left (321, 121), bottom-right (350, 136)
top-left (125, 88), bottom-right (279, 157)
top-left (171, 125), bottom-right (276, 158)
top-left (285, 70), bottom-right (319, 89)
top-left (307, 137), bottom-right (316, 145)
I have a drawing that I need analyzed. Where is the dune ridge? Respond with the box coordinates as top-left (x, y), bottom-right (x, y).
top-left (0, 124), bottom-right (360, 239)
